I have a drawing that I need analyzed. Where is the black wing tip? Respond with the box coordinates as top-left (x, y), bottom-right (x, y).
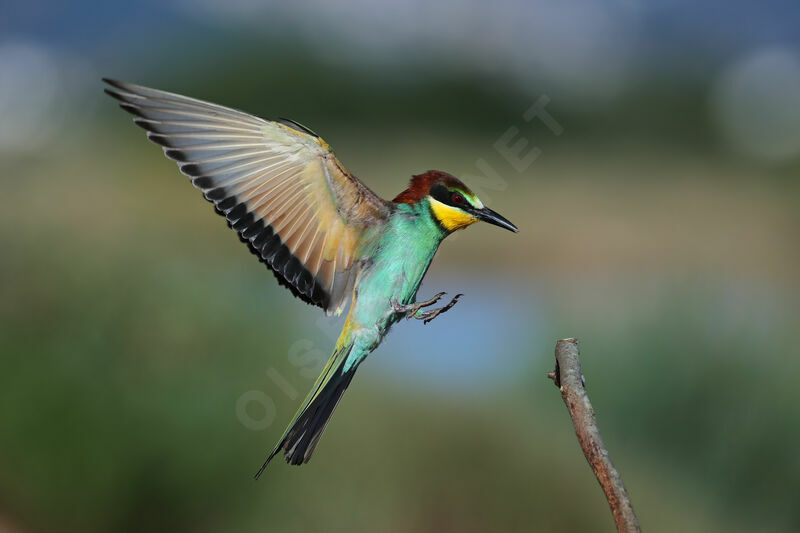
top-left (181, 163), bottom-right (203, 177)
top-left (146, 133), bottom-right (171, 147)
top-left (133, 117), bottom-right (159, 132)
top-left (207, 198), bottom-right (329, 311)
top-left (103, 79), bottom-right (154, 102)
top-left (103, 87), bottom-right (126, 102)
top-left (190, 175), bottom-right (214, 188)
top-left (102, 78), bottom-right (134, 91)
top-left (103, 86), bottom-right (141, 116)
top-left (166, 149), bottom-right (189, 162)
top-left (102, 79), bottom-right (133, 96)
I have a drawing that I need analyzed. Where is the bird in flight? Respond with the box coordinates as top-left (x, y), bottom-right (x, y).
top-left (103, 79), bottom-right (518, 477)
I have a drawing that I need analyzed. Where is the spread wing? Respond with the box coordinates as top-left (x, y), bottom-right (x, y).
top-left (104, 79), bottom-right (391, 315)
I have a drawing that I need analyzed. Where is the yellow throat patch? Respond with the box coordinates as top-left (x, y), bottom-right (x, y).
top-left (429, 197), bottom-right (478, 232)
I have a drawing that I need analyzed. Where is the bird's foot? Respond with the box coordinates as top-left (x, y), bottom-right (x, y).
top-left (415, 293), bottom-right (463, 324)
top-left (391, 292), bottom-right (446, 318)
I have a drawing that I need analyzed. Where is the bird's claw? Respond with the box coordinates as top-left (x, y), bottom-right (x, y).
top-left (417, 293), bottom-right (463, 324)
top-left (392, 292), bottom-right (446, 318)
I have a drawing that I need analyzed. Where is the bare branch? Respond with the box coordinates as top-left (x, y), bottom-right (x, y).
top-left (548, 338), bottom-right (641, 533)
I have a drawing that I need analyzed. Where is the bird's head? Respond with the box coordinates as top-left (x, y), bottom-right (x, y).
top-left (393, 170), bottom-right (518, 233)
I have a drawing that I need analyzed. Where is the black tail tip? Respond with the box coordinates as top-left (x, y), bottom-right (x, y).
top-left (252, 364), bottom-right (356, 479)
top-left (253, 452), bottom-right (278, 480)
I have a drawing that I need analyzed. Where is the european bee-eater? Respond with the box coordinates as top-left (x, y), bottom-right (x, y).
top-left (104, 79), bottom-right (518, 476)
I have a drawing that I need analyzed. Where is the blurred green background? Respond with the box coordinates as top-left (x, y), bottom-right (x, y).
top-left (2, 1), bottom-right (800, 531)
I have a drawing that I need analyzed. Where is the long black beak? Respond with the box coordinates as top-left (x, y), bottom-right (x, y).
top-left (476, 207), bottom-right (518, 232)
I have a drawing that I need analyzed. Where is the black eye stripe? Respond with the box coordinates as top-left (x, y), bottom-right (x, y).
top-left (430, 184), bottom-right (450, 204)
top-left (430, 184), bottom-right (471, 208)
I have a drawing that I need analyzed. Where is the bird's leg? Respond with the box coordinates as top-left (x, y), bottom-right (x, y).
top-left (414, 293), bottom-right (463, 324)
top-left (391, 292), bottom-right (446, 319)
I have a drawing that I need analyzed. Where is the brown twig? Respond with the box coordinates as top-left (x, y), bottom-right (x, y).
top-left (547, 338), bottom-right (641, 533)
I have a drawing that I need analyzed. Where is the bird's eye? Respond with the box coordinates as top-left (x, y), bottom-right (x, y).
top-left (452, 193), bottom-right (464, 204)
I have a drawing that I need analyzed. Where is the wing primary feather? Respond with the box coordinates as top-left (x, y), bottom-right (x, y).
top-left (275, 201), bottom-right (316, 251)
top-left (234, 163), bottom-right (298, 203)
top-left (173, 147), bottom-right (274, 165)
top-left (105, 79), bottom-right (265, 122)
top-left (262, 184), bottom-right (313, 232)
top-left (205, 158), bottom-right (293, 192)
top-left (244, 172), bottom-right (307, 213)
top-left (285, 210), bottom-right (319, 261)
top-left (181, 154), bottom-right (283, 178)
top-left (231, 161), bottom-right (298, 198)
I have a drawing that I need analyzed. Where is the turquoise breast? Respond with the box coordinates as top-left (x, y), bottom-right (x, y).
top-left (345, 200), bottom-right (445, 361)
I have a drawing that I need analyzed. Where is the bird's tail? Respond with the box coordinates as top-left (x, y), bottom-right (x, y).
top-left (254, 341), bottom-right (357, 477)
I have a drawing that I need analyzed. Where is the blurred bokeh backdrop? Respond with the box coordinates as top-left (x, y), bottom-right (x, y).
top-left (2, 1), bottom-right (800, 531)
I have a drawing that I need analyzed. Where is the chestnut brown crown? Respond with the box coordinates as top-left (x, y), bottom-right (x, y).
top-left (392, 170), bottom-right (474, 205)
